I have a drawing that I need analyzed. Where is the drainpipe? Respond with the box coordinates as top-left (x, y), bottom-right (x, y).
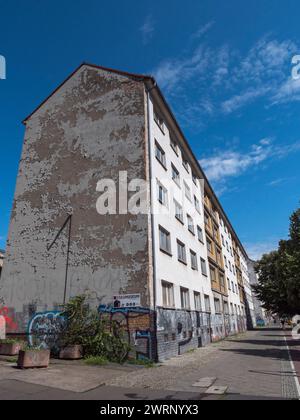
top-left (145, 81), bottom-right (158, 361)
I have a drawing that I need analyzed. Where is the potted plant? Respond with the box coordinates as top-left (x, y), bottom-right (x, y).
top-left (17, 347), bottom-right (50, 369)
top-left (0, 339), bottom-right (24, 356)
top-left (58, 296), bottom-right (87, 360)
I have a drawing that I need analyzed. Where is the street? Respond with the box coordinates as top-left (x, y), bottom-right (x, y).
top-left (0, 327), bottom-right (299, 400)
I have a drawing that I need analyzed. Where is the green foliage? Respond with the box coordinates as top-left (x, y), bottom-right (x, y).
top-left (253, 205), bottom-right (300, 316)
top-left (58, 294), bottom-right (130, 363)
top-left (0, 338), bottom-right (23, 345)
top-left (84, 356), bottom-right (108, 366)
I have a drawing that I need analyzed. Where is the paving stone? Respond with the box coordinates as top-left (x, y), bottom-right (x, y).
top-left (205, 386), bottom-right (228, 395)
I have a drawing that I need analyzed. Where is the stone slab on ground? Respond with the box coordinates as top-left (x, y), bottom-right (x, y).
top-left (205, 385), bottom-right (228, 395)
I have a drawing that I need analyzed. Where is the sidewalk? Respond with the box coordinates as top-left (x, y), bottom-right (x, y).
top-left (0, 327), bottom-right (299, 400)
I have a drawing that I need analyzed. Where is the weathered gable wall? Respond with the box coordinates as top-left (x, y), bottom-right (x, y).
top-left (0, 66), bottom-right (151, 333)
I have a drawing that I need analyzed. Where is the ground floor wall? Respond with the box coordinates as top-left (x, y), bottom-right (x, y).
top-left (2, 304), bottom-right (248, 362)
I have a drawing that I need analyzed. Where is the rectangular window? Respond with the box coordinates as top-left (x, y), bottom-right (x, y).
top-left (204, 212), bottom-right (210, 229)
top-left (192, 172), bottom-right (198, 186)
top-left (224, 301), bottom-right (229, 315)
top-left (174, 200), bottom-right (184, 224)
top-left (204, 295), bottom-right (211, 312)
top-left (190, 250), bottom-right (198, 271)
top-left (201, 258), bottom-right (208, 276)
top-left (194, 292), bottom-right (202, 311)
top-left (216, 249), bottom-right (222, 266)
top-left (159, 226), bottom-right (172, 255)
top-left (171, 163), bottom-right (180, 186)
top-left (162, 281), bottom-right (174, 308)
top-left (154, 110), bottom-right (165, 133)
top-left (194, 195), bottom-right (201, 213)
top-left (180, 287), bottom-right (190, 309)
top-left (227, 278), bottom-right (231, 290)
top-left (177, 240), bottom-right (187, 264)
top-left (155, 140), bottom-right (166, 168)
top-left (214, 298), bottom-right (221, 314)
top-left (170, 135), bottom-right (178, 154)
top-left (197, 226), bottom-right (204, 243)
top-left (207, 238), bottom-right (213, 254)
top-left (219, 273), bottom-right (225, 288)
top-left (210, 265), bottom-right (217, 283)
top-left (157, 181), bottom-right (168, 207)
top-left (221, 234), bottom-right (225, 246)
top-left (184, 182), bottom-right (192, 201)
top-left (182, 154), bottom-right (189, 172)
top-left (224, 255), bottom-right (228, 268)
top-left (187, 214), bottom-right (195, 235)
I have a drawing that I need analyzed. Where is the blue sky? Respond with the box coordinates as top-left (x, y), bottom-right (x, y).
top-left (0, 0), bottom-right (300, 258)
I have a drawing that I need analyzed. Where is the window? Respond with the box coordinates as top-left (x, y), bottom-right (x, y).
top-left (162, 281), bottom-right (174, 308)
top-left (155, 141), bottom-right (166, 168)
top-left (157, 181), bottom-right (168, 207)
top-left (210, 265), bottom-right (217, 283)
top-left (197, 226), bottom-right (204, 243)
top-left (170, 135), bottom-right (178, 154)
top-left (182, 154), bottom-right (189, 172)
top-left (229, 261), bottom-right (232, 272)
top-left (174, 200), bottom-right (184, 224)
top-left (207, 238), bottom-right (213, 254)
top-left (214, 298), bottom-right (221, 314)
top-left (201, 258), bottom-right (208, 276)
top-left (190, 250), bottom-right (198, 270)
top-left (224, 255), bottom-right (228, 268)
top-left (233, 265), bottom-right (236, 275)
top-left (170, 163), bottom-right (180, 187)
top-left (219, 273), bottom-right (225, 288)
top-left (180, 287), bottom-right (190, 309)
top-left (227, 278), bottom-right (231, 290)
top-left (226, 241), bottom-right (229, 252)
top-left (221, 234), bottom-right (225, 246)
top-left (204, 212), bottom-right (210, 229)
top-left (192, 172), bottom-right (198, 186)
top-left (204, 295), bottom-right (211, 312)
top-left (194, 292), bottom-right (202, 311)
top-left (177, 240), bottom-right (187, 264)
top-left (159, 226), bottom-right (172, 255)
top-left (231, 281), bottom-right (234, 292)
top-left (187, 214), bottom-right (195, 235)
top-left (184, 182), bottom-right (191, 201)
top-left (213, 225), bottom-right (219, 241)
top-left (194, 195), bottom-right (201, 213)
top-left (216, 249), bottom-right (222, 266)
top-left (224, 301), bottom-right (229, 315)
top-left (154, 110), bottom-right (165, 133)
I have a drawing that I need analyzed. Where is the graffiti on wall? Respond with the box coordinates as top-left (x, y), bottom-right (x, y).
top-left (0, 307), bottom-right (18, 331)
top-left (98, 305), bottom-right (154, 360)
top-left (27, 311), bottom-right (65, 352)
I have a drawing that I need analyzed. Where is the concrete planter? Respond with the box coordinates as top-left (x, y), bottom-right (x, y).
top-left (17, 349), bottom-right (50, 369)
top-left (0, 342), bottom-right (24, 356)
top-left (59, 345), bottom-right (83, 360)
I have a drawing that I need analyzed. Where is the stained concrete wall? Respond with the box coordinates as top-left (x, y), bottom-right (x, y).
top-left (0, 65), bottom-right (152, 333)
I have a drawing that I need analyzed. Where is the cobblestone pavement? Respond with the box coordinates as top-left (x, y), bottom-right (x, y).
top-left (107, 327), bottom-right (300, 400)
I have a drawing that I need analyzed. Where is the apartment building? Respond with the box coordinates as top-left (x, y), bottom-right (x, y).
top-left (0, 63), bottom-right (253, 361)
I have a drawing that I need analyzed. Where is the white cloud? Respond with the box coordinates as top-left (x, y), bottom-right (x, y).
top-left (140, 15), bottom-right (155, 45)
top-left (200, 138), bottom-right (273, 181)
top-left (245, 239), bottom-right (279, 260)
top-left (272, 77), bottom-right (300, 104)
top-left (192, 21), bottom-right (215, 39)
top-left (221, 87), bottom-right (270, 114)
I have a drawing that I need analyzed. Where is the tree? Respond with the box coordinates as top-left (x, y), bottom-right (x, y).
top-left (253, 206), bottom-right (300, 316)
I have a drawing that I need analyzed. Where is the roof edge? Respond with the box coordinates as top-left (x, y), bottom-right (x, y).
top-left (22, 62), bottom-right (154, 124)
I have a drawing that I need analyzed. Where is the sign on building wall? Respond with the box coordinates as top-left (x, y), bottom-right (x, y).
top-left (113, 294), bottom-right (141, 308)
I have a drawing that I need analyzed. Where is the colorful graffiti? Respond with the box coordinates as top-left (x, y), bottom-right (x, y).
top-left (0, 307), bottom-right (18, 331)
top-left (27, 311), bottom-right (65, 352)
top-left (98, 305), bottom-right (154, 361)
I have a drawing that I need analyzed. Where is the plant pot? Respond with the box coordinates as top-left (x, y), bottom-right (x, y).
top-left (59, 345), bottom-right (83, 360)
top-left (0, 342), bottom-right (24, 356)
top-left (17, 349), bottom-right (50, 369)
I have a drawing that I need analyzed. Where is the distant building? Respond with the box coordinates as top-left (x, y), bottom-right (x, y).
top-left (0, 249), bottom-right (4, 278)
top-left (247, 259), bottom-right (267, 325)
